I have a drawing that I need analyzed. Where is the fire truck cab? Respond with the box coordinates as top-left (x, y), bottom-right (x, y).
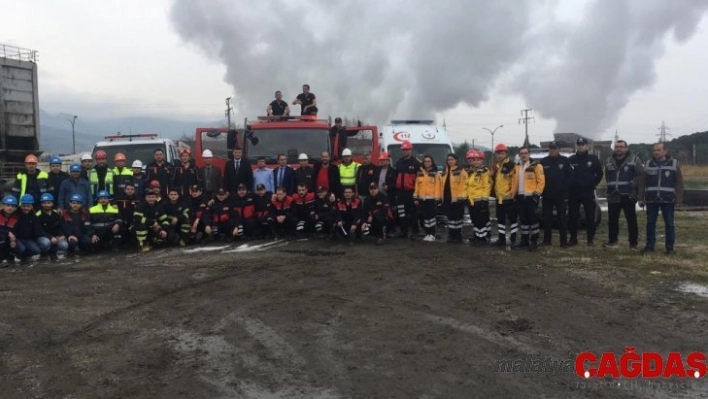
top-left (194, 115), bottom-right (380, 169)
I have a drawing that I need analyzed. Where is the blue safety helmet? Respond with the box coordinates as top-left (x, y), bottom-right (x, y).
top-left (2, 196), bottom-right (18, 206)
top-left (50, 156), bottom-right (62, 165)
top-left (40, 193), bottom-right (54, 202)
top-left (69, 194), bottom-right (84, 204)
top-left (20, 194), bottom-right (35, 205)
top-left (97, 190), bottom-right (111, 199)
top-left (69, 163), bottom-right (82, 173)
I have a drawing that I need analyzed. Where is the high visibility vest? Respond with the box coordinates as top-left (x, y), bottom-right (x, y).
top-left (89, 203), bottom-right (119, 229)
top-left (644, 158), bottom-right (678, 202)
top-left (89, 168), bottom-right (114, 196)
top-left (16, 171), bottom-right (49, 197)
top-left (339, 162), bottom-right (359, 186)
top-left (605, 155), bottom-right (639, 196)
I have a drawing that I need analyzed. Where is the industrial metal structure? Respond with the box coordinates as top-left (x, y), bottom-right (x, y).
top-left (0, 44), bottom-right (41, 178)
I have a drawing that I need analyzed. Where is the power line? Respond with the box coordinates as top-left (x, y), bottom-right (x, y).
top-left (519, 108), bottom-right (534, 147)
top-left (657, 120), bottom-right (672, 142)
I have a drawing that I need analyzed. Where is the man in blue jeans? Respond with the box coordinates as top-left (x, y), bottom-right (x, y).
top-left (639, 143), bottom-right (684, 255)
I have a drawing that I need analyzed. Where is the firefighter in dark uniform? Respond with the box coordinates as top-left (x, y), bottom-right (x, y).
top-left (146, 148), bottom-right (173, 198)
top-left (115, 182), bottom-right (140, 247)
top-left (313, 186), bottom-right (338, 238)
top-left (604, 139), bottom-right (643, 249)
top-left (163, 188), bottom-right (191, 247)
top-left (568, 137), bottom-right (603, 246)
top-left (294, 153), bottom-right (316, 192)
top-left (268, 187), bottom-right (294, 238)
top-left (291, 183), bottom-right (316, 238)
top-left (639, 142), bottom-right (683, 255)
top-left (540, 142), bottom-right (572, 247)
top-left (363, 183), bottom-right (391, 245)
top-left (171, 149), bottom-right (201, 197)
top-left (253, 184), bottom-right (272, 238)
top-left (187, 185), bottom-right (211, 242)
top-left (393, 140), bottom-right (421, 238)
top-left (209, 188), bottom-right (237, 241)
top-left (335, 187), bottom-right (363, 243)
top-left (232, 183), bottom-right (257, 239)
top-left (133, 189), bottom-right (168, 253)
top-left (112, 153), bottom-right (133, 202)
top-left (88, 190), bottom-right (123, 252)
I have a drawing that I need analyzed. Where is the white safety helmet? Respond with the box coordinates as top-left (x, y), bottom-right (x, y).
top-left (202, 149), bottom-right (213, 158)
top-left (131, 160), bottom-right (143, 168)
top-left (298, 153), bottom-right (308, 160)
top-left (341, 148), bottom-right (352, 156)
top-left (80, 153), bottom-right (92, 161)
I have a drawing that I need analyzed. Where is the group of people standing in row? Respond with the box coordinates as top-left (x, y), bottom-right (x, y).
top-left (0, 134), bottom-right (683, 262)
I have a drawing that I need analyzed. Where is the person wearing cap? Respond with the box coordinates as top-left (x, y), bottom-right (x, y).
top-left (329, 117), bottom-right (347, 158)
top-left (394, 140), bottom-right (422, 239)
top-left (88, 150), bottom-right (114, 200)
top-left (362, 183), bottom-right (391, 245)
top-left (312, 186), bottom-right (338, 238)
top-left (290, 183), bottom-right (316, 238)
top-left (163, 187), bottom-right (191, 247)
top-left (338, 148), bottom-right (360, 195)
top-left (133, 189), bottom-right (168, 253)
top-left (465, 150), bottom-right (492, 245)
top-left (130, 160), bottom-right (147, 200)
top-left (35, 193), bottom-right (69, 259)
top-left (0, 196), bottom-right (20, 264)
top-left (147, 180), bottom-right (164, 203)
top-left (112, 153), bottom-right (134, 202)
top-left (313, 151), bottom-right (342, 198)
top-left (80, 153), bottom-right (93, 180)
top-left (146, 148), bottom-right (173, 198)
top-left (268, 187), bottom-right (294, 239)
top-left (58, 164), bottom-right (93, 211)
top-left (224, 147), bottom-right (254, 196)
top-left (272, 154), bottom-right (296, 195)
top-left (491, 143), bottom-right (518, 247)
top-left (267, 90), bottom-right (290, 117)
top-left (115, 182), bottom-right (140, 246)
top-left (603, 139), bottom-right (643, 250)
top-left (335, 187), bottom-right (363, 243)
top-left (187, 185), bottom-right (212, 242)
top-left (253, 156), bottom-right (275, 194)
top-left (639, 142), bottom-right (683, 255)
top-left (253, 183), bottom-right (273, 238)
top-left (568, 137), bottom-right (603, 246)
top-left (12, 154), bottom-right (49, 209)
top-left (439, 153), bottom-right (468, 244)
top-left (208, 188), bottom-right (236, 241)
top-left (293, 84), bottom-right (318, 116)
top-left (47, 156), bottom-right (69, 202)
top-left (200, 149), bottom-right (222, 199)
top-left (540, 142), bottom-right (572, 247)
top-left (512, 146), bottom-right (545, 251)
top-left (355, 153), bottom-right (377, 201)
top-left (61, 193), bottom-right (93, 255)
top-left (232, 183), bottom-right (257, 239)
top-left (171, 148), bottom-right (202, 198)
top-left (414, 155), bottom-right (441, 242)
top-left (14, 194), bottom-right (49, 261)
top-left (89, 190), bottom-right (123, 252)
top-left (294, 153), bottom-right (315, 193)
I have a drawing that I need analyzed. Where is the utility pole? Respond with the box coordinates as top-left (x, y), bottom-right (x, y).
top-left (482, 125), bottom-right (504, 166)
top-left (225, 97), bottom-right (233, 128)
top-left (519, 109), bottom-right (534, 147)
top-left (657, 120), bottom-right (671, 142)
top-left (68, 115), bottom-right (78, 154)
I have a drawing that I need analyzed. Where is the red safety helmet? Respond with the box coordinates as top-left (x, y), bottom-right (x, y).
top-left (400, 140), bottom-right (413, 150)
top-left (149, 180), bottom-right (161, 189)
top-left (466, 149), bottom-right (485, 160)
top-left (94, 150), bottom-right (107, 160)
top-left (180, 148), bottom-right (191, 156)
top-left (378, 152), bottom-right (390, 161)
top-left (494, 143), bottom-right (508, 153)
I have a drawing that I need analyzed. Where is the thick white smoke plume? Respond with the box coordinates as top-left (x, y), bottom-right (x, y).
top-left (170, 0), bottom-right (707, 138)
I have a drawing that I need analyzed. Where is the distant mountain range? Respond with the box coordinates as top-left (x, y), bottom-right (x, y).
top-left (39, 110), bottom-right (220, 155)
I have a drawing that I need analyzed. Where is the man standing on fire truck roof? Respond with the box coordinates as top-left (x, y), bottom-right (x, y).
top-left (267, 90), bottom-right (290, 117)
top-left (292, 84), bottom-right (318, 116)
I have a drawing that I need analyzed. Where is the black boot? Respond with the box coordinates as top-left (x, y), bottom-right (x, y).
top-left (568, 236), bottom-right (578, 247)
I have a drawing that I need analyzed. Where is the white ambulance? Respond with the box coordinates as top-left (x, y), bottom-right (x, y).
top-left (379, 120), bottom-right (454, 169)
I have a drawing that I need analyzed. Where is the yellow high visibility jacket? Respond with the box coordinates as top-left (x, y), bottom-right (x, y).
top-left (414, 167), bottom-right (441, 200)
top-left (513, 161), bottom-right (545, 196)
top-left (438, 166), bottom-right (468, 202)
top-left (492, 157), bottom-right (516, 204)
top-left (339, 162), bottom-right (360, 186)
top-left (466, 166), bottom-right (491, 204)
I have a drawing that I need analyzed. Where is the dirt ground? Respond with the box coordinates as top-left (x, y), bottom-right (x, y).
top-left (1, 230), bottom-right (707, 398)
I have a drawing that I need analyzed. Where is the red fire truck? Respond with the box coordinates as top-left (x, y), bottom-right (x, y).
top-left (194, 115), bottom-right (379, 169)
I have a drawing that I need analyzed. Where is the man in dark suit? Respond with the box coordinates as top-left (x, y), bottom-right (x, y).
top-left (313, 151), bottom-right (342, 198)
top-left (224, 147), bottom-right (253, 196)
top-left (272, 154), bottom-right (296, 195)
top-left (200, 149), bottom-right (222, 199)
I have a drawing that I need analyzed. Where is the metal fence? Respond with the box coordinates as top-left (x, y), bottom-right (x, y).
top-left (0, 44), bottom-right (38, 62)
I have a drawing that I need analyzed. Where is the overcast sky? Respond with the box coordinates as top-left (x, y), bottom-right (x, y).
top-left (3, 0), bottom-right (708, 147)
